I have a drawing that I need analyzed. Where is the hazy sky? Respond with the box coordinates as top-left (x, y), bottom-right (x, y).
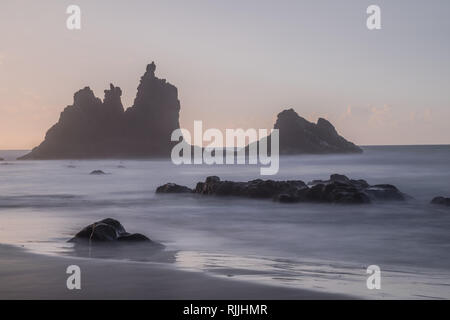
top-left (1, 0), bottom-right (449, 149)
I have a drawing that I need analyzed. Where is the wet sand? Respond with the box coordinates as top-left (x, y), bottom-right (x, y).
top-left (0, 244), bottom-right (350, 300)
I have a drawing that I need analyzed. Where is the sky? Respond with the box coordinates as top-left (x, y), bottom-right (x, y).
top-left (0, 0), bottom-right (449, 149)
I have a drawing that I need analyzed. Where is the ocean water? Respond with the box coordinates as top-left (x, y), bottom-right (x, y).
top-left (0, 146), bottom-right (450, 299)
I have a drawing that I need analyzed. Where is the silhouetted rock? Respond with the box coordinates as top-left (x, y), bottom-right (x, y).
top-left (0, 158), bottom-right (4, 161)
top-left (156, 183), bottom-right (193, 194)
top-left (69, 218), bottom-right (157, 244)
top-left (254, 109), bottom-right (362, 154)
top-left (431, 196), bottom-right (450, 207)
top-left (18, 62), bottom-right (181, 160)
top-left (90, 170), bottom-right (106, 175)
top-left (157, 174), bottom-right (409, 204)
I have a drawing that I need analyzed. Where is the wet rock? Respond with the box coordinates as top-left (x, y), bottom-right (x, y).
top-left (308, 174), bottom-right (369, 189)
top-left (157, 174), bottom-right (409, 205)
top-left (69, 218), bottom-right (156, 244)
top-left (306, 181), bottom-right (371, 204)
top-left (364, 184), bottom-right (406, 201)
top-left (194, 176), bottom-right (308, 200)
top-left (156, 183), bottom-right (193, 193)
top-left (117, 233), bottom-right (151, 242)
top-left (431, 196), bottom-right (450, 207)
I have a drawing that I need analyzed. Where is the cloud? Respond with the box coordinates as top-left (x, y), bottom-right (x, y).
top-left (368, 104), bottom-right (395, 128)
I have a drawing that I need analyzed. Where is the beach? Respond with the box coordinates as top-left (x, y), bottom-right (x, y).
top-left (1, 146), bottom-right (450, 299)
top-left (0, 244), bottom-right (345, 300)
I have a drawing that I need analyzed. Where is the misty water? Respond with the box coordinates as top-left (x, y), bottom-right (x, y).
top-left (1, 146), bottom-right (450, 299)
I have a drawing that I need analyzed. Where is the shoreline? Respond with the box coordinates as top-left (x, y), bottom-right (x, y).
top-left (0, 244), bottom-right (351, 300)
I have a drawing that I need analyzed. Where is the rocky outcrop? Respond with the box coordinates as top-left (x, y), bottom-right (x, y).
top-left (19, 62), bottom-right (181, 160)
top-left (431, 196), bottom-right (450, 207)
top-left (156, 174), bottom-right (409, 204)
top-left (195, 176), bottom-right (309, 200)
top-left (254, 108), bottom-right (362, 154)
top-left (68, 218), bottom-right (160, 245)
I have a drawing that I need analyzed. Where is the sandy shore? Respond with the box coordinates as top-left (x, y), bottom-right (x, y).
top-left (0, 244), bottom-right (349, 299)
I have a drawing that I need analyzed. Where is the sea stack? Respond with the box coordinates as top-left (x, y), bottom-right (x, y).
top-left (256, 108), bottom-right (362, 154)
top-left (19, 62), bottom-right (181, 159)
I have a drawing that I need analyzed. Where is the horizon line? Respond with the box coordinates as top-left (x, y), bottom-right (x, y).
top-left (1, 143), bottom-right (450, 152)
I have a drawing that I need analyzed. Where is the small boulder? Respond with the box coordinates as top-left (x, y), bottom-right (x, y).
top-left (156, 183), bottom-right (193, 193)
top-left (69, 218), bottom-right (155, 244)
top-left (431, 196), bottom-right (450, 207)
top-left (90, 170), bottom-right (106, 175)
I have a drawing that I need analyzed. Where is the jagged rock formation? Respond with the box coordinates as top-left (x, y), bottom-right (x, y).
top-left (156, 174), bottom-right (409, 204)
top-left (19, 62), bottom-right (181, 159)
top-left (255, 108), bottom-right (362, 154)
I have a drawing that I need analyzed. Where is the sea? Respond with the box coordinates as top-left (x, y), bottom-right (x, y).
top-left (1, 145), bottom-right (449, 299)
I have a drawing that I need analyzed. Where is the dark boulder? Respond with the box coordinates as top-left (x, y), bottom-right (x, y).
top-left (117, 233), bottom-right (151, 242)
top-left (69, 218), bottom-right (156, 244)
top-left (90, 170), bottom-right (106, 175)
top-left (0, 158), bottom-right (4, 161)
top-left (431, 196), bottom-right (450, 207)
top-left (308, 174), bottom-right (369, 189)
top-left (306, 181), bottom-right (371, 204)
top-left (307, 174), bottom-right (405, 202)
top-left (156, 183), bottom-right (193, 194)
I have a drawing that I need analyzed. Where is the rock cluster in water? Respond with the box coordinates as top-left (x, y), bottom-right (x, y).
top-left (69, 218), bottom-right (158, 244)
top-left (19, 62), bottom-right (181, 159)
top-left (156, 174), bottom-right (408, 204)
